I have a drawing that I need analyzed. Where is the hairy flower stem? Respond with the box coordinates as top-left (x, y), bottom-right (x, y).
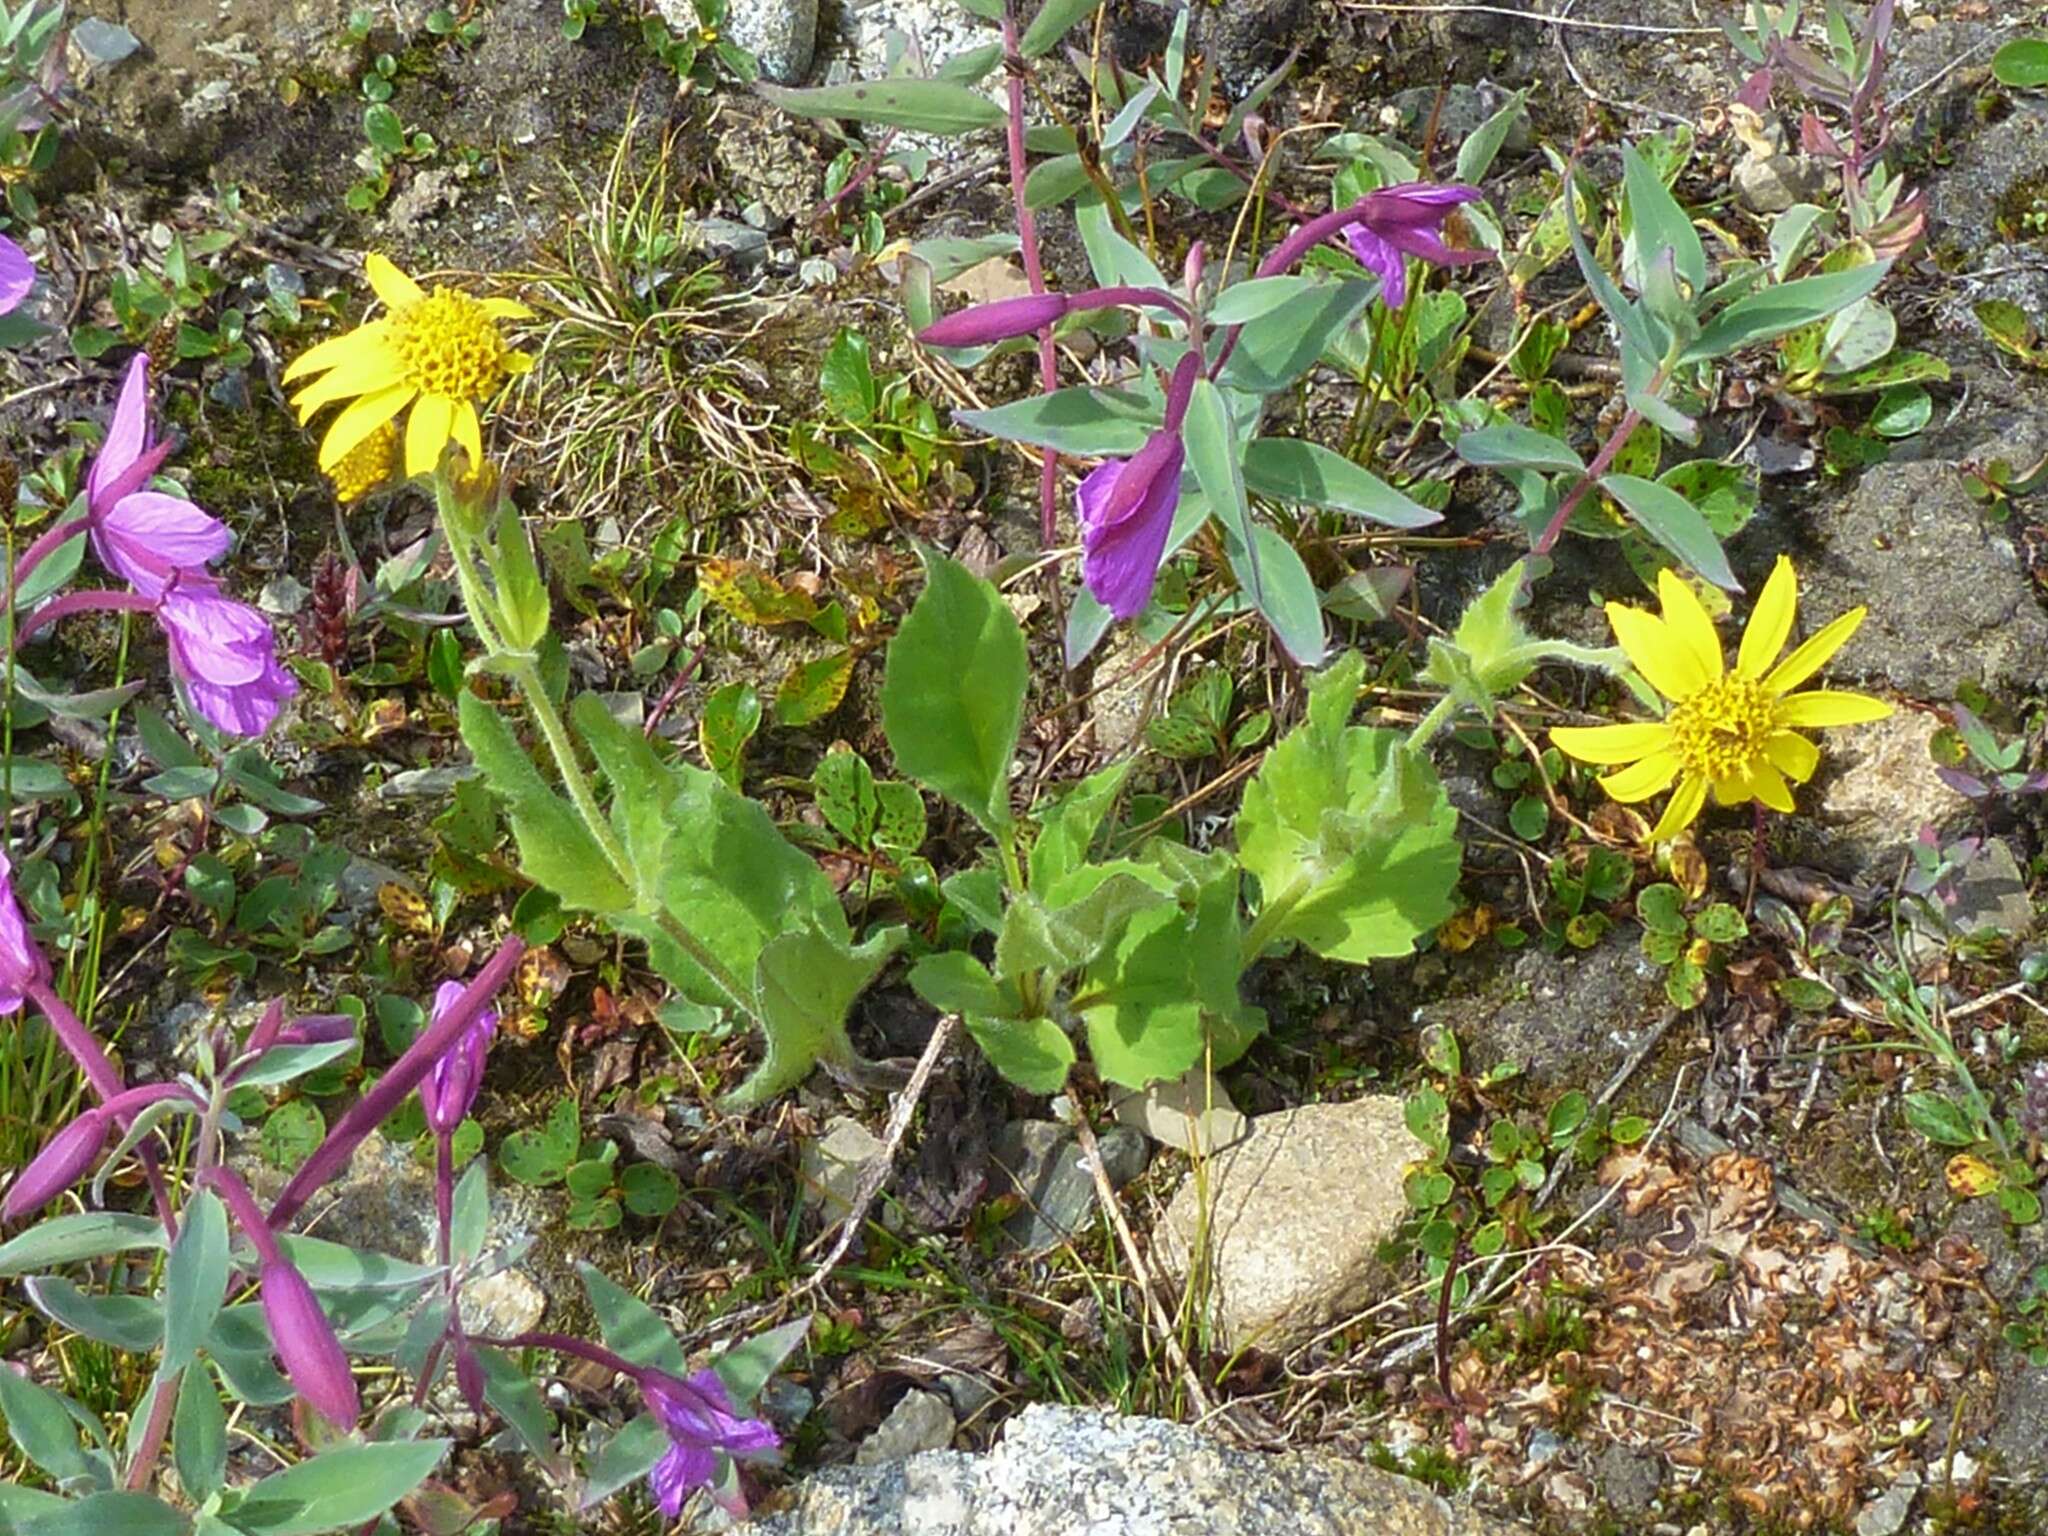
top-left (269, 939), bottom-right (524, 1229)
top-left (1531, 406), bottom-right (1644, 560)
top-left (1002, 1), bottom-right (1060, 546)
top-left (11, 587), bottom-right (155, 648)
top-left (489, 1330), bottom-right (634, 1380)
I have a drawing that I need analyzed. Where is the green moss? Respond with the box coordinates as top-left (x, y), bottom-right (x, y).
top-left (1996, 168), bottom-right (2048, 242)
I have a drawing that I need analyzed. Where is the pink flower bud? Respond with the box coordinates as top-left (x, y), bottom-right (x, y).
top-left (916, 292), bottom-right (1068, 348)
top-left (260, 1258), bottom-right (360, 1430)
top-left (2, 1109), bottom-right (108, 1223)
top-left (419, 981), bottom-right (497, 1136)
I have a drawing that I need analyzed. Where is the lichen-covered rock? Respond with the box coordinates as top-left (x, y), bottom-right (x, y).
top-left (1808, 712), bottom-right (1967, 885)
top-left (709, 0), bottom-right (819, 84)
top-left (1153, 1098), bottom-right (1421, 1352)
top-left (743, 1404), bottom-right (1531, 1534)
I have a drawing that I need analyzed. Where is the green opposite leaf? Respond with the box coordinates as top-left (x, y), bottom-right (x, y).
top-left (756, 78), bottom-right (1005, 134)
top-left (1207, 275), bottom-right (1332, 326)
top-left (579, 1263), bottom-right (687, 1373)
top-left (1241, 437), bottom-right (1439, 528)
top-left (1620, 141), bottom-right (1706, 297)
top-left (1993, 37), bottom-right (2048, 88)
top-left (1600, 472), bottom-right (1739, 590)
top-left (1682, 262), bottom-right (1889, 363)
top-left (711, 1317), bottom-right (811, 1408)
top-left (1020, 0), bottom-right (1101, 56)
top-left (173, 1363), bottom-right (228, 1505)
top-left (1023, 153), bottom-right (1093, 211)
top-left (0, 1484), bottom-right (66, 1530)
top-left (736, 922), bottom-right (902, 1108)
top-left (1228, 522), bottom-right (1326, 666)
top-left (161, 1196), bottom-right (228, 1376)
top-left (0, 1364), bottom-right (94, 1485)
top-left (880, 550), bottom-right (1026, 832)
top-left (579, 1414), bottom-right (668, 1510)
top-left (477, 1345), bottom-right (565, 1479)
top-left (272, 1236), bottom-right (440, 1292)
top-left (1218, 279), bottom-right (1376, 395)
top-left (1183, 378), bottom-right (1258, 601)
top-left (22, 1278), bottom-right (163, 1352)
top-left (1454, 422), bottom-right (1584, 474)
top-left (956, 385), bottom-right (1157, 456)
top-left (1028, 759), bottom-right (1133, 891)
top-left (1236, 656), bottom-right (1461, 962)
top-left (0, 1212), bottom-right (166, 1275)
top-left (1559, 152), bottom-right (1657, 363)
top-left (207, 1308), bottom-right (295, 1406)
top-left (20, 1493), bottom-right (189, 1536)
top-left (457, 694), bottom-right (631, 915)
top-left (963, 1013), bottom-right (1077, 1093)
top-left (229, 1440), bottom-right (450, 1535)
top-left (909, 951), bottom-right (1014, 1017)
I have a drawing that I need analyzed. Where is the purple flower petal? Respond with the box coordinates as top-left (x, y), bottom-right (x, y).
top-left (1344, 227), bottom-right (1408, 308)
top-left (155, 580), bottom-right (297, 737)
top-left (917, 292), bottom-right (1067, 348)
top-left (87, 355), bottom-right (152, 512)
top-left (1360, 182), bottom-right (1483, 227)
top-left (638, 1367), bottom-right (780, 1518)
top-left (94, 491), bottom-right (231, 595)
top-left (0, 849), bottom-right (43, 1015)
top-left (0, 233), bottom-right (32, 317)
top-left (260, 1258), bottom-right (360, 1430)
top-left (649, 1442), bottom-right (719, 1518)
top-left (1080, 438), bottom-right (1183, 620)
top-left (421, 979), bottom-right (497, 1134)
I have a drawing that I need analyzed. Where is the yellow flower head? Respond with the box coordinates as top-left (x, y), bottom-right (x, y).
top-left (1551, 558), bottom-right (1891, 841)
top-left (326, 419), bottom-right (399, 505)
top-left (283, 254), bottom-right (533, 481)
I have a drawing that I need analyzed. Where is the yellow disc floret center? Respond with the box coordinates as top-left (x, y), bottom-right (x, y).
top-left (1667, 673), bottom-right (1774, 782)
top-left (389, 288), bottom-right (509, 402)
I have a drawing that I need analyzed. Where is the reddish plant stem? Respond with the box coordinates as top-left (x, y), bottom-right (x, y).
top-left (1002, 2), bottom-right (1061, 545)
top-left (13, 587), bottom-right (155, 648)
top-left (11, 514), bottom-right (88, 592)
top-left (1530, 407), bottom-right (1643, 560)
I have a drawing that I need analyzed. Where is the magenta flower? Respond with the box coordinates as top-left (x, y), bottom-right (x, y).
top-left (155, 576), bottom-right (297, 737)
top-left (1078, 352), bottom-right (1201, 620)
top-left (260, 1258), bottom-right (361, 1430)
top-left (84, 355), bottom-right (231, 597)
top-left (419, 979), bottom-right (497, 1135)
top-left (0, 233), bottom-right (31, 316)
top-left (1341, 182), bottom-right (1486, 307)
top-left (639, 1367), bottom-right (781, 1518)
top-left (917, 285), bottom-right (1191, 350)
top-left (2, 1109), bottom-right (108, 1222)
top-left (0, 849), bottom-right (46, 1015)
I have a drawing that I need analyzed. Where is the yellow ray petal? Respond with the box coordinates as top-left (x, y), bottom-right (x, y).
top-left (451, 399), bottom-right (483, 470)
top-left (504, 351), bottom-right (535, 376)
top-left (289, 343), bottom-right (404, 422)
top-left (1657, 567), bottom-right (1724, 682)
top-left (1551, 721), bottom-right (1676, 766)
top-left (405, 393), bottom-right (455, 476)
top-left (1764, 729), bottom-right (1821, 782)
top-left (1774, 689), bottom-right (1893, 727)
top-left (1606, 602), bottom-right (1710, 703)
top-left (1746, 761), bottom-right (1796, 813)
top-left (1599, 750), bottom-right (1682, 802)
top-left (317, 383), bottom-right (415, 472)
top-left (1765, 606), bottom-right (1866, 695)
top-left (483, 298), bottom-right (534, 320)
top-left (1737, 556), bottom-right (1797, 678)
top-left (1649, 774), bottom-right (1708, 841)
top-left (1711, 774), bottom-right (1750, 807)
top-left (366, 253), bottom-right (425, 310)
top-left (282, 320), bottom-right (393, 384)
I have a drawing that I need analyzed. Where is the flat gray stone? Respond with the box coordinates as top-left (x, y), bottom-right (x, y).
top-left (700, 0), bottom-right (817, 82)
top-left (743, 1403), bottom-right (1529, 1534)
top-left (1111, 1067), bottom-right (1247, 1157)
top-left (855, 1388), bottom-right (956, 1467)
top-left (802, 1115), bottom-right (890, 1227)
top-left (1810, 712), bottom-right (1969, 885)
top-left (1154, 1098), bottom-right (1423, 1352)
top-left (990, 1121), bottom-right (1147, 1252)
top-left (1907, 836), bottom-right (2035, 960)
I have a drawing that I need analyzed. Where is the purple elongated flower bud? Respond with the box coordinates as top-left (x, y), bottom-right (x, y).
top-left (419, 980), bottom-right (497, 1136)
top-left (0, 234), bottom-right (31, 317)
top-left (2, 1109), bottom-right (108, 1223)
top-left (0, 848), bottom-right (50, 1018)
top-left (260, 1256), bottom-right (361, 1430)
top-left (275, 1015), bottom-right (359, 1048)
top-left (243, 997), bottom-right (288, 1058)
top-left (917, 292), bottom-right (1067, 348)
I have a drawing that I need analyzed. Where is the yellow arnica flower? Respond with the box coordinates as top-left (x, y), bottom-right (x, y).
top-left (1551, 558), bottom-right (1892, 841)
top-left (283, 254), bottom-right (533, 479)
top-left (327, 420), bottom-right (399, 505)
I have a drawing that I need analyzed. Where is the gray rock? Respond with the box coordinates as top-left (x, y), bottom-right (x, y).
top-left (744, 1403), bottom-right (1530, 1534)
top-left (855, 1388), bottom-right (956, 1466)
top-left (1810, 712), bottom-right (1967, 885)
top-left (1791, 459), bottom-right (2048, 702)
top-left (1153, 1098), bottom-right (1422, 1352)
top-left (1854, 1473), bottom-right (1920, 1536)
top-left (1111, 1067), bottom-right (1247, 1157)
top-left (1389, 85), bottom-right (1534, 160)
top-left (990, 1120), bottom-right (1147, 1252)
top-left (699, 0), bottom-right (817, 83)
top-left (69, 17), bottom-right (142, 72)
top-left (1733, 153), bottom-right (1828, 214)
top-left (802, 1115), bottom-right (891, 1227)
top-left (1989, 1354), bottom-right (2048, 1498)
top-left (685, 216), bottom-right (771, 270)
top-left (376, 765), bottom-right (480, 801)
top-left (1203, 0), bottom-right (1305, 95)
top-left (1907, 836), bottom-right (2035, 959)
top-left (1590, 1442), bottom-right (1661, 1513)
top-left (1418, 940), bottom-right (1664, 1092)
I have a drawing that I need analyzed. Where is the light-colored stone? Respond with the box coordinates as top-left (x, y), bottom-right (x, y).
top-left (801, 1115), bottom-right (890, 1226)
top-left (1733, 152), bottom-right (1828, 214)
top-left (1854, 1472), bottom-right (1921, 1536)
top-left (1814, 712), bottom-right (1968, 884)
top-left (855, 1388), bottom-right (956, 1466)
top-left (744, 1403), bottom-right (1531, 1534)
top-left (1154, 1098), bottom-right (1423, 1351)
top-left (1112, 1067), bottom-right (1247, 1157)
top-left (1907, 836), bottom-right (2035, 960)
top-left (687, 0), bottom-right (817, 83)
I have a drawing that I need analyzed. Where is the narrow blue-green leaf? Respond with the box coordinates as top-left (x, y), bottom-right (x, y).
top-left (1183, 380), bottom-right (1258, 606)
top-left (1022, 0), bottom-right (1102, 56)
top-left (20, 1492), bottom-right (189, 1536)
top-left (1600, 473), bottom-right (1739, 590)
top-left (1621, 141), bottom-right (1704, 296)
top-left (273, 1236), bottom-right (439, 1291)
top-left (0, 1366), bottom-right (94, 1485)
top-left (1207, 275), bottom-right (1330, 327)
top-left (1076, 201), bottom-right (1170, 290)
top-left (1454, 423), bottom-right (1584, 474)
top-left (1242, 438), bottom-right (1439, 528)
top-left (1024, 153), bottom-right (1092, 210)
top-left (1681, 262), bottom-right (1889, 362)
top-left (1101, 80), bottom-right (1158, 150)
top-left (711, 1317), bottom-right (811, 1408)
top-left (579, 1414), bottom-right (667, 1509)
top-left (756, 79), bottom-right (1004, 134)
top-left (880, 551), bottom-right (1027, 833)
top-left (173, 1364), bottom-right (228, 1505)
top-left (1231, 524), bottom-right (1325, 666)
top-left (230, 1440), bottom-right (450, 1536)
top-left (1558, 151), bottom-right (1657, 363)
top-left (0, 1483), bottom-right (67, 1528)
top-left (1216, 279), bottom-right (1375, 394)
top-left (955, 386), bottom-right (1157, 456)
top-left (1064, 585), bottom-right (1115, 668)
top-left (935, 41), bottom-right (1002, 84)
top-left (1455, 91), bottom-right (1526, 185)
top-left (0, 1212), bottom-right (166, 1275)
top-left (578, 1263), bottom-right (687, 1373)
top-left (23, 1277), bottom-right (164, 1352)
top-left (229, 1039), bottom-right (357, 1088)
top-left (476, 1346), bottom-right (564, 1479)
